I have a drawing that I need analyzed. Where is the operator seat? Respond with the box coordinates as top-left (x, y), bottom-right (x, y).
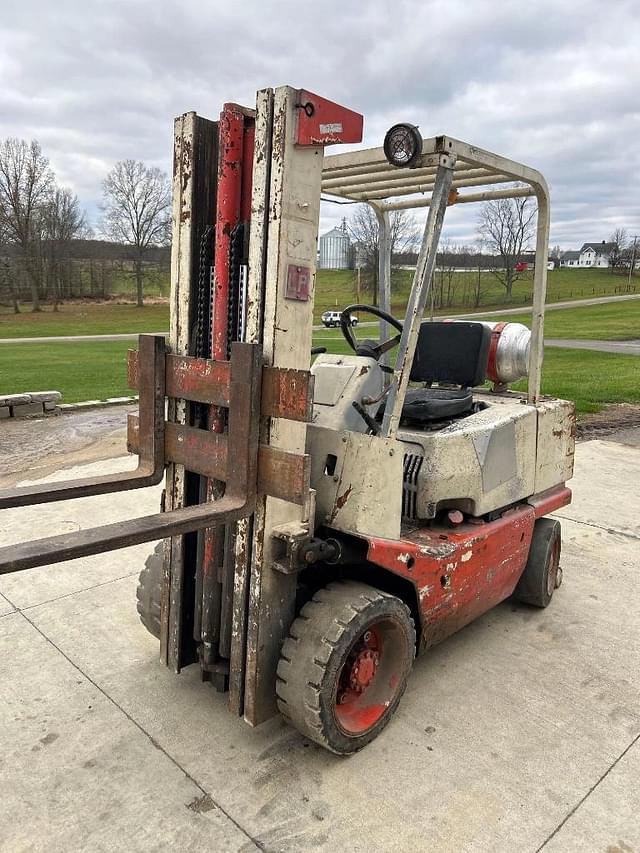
top-left (401, 321), bottom-right (491, 423)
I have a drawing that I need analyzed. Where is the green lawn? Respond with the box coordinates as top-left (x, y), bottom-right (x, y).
top-left (2, 268), bottom-right (636, 337)
top-left (513, 348), bottom-right (640, 414)
top-left (475, 299), bottom-right (640, 340)
top-left (314, 267), bottom-right (637, 322)
top-left (0, 341), bottom-right (134, 403)
top-left (0, 303), bottom-right (169, 339)
top-left (2, 333), bottom-right (638, 415)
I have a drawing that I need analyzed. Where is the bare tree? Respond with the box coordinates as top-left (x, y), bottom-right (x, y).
top-left (471, 240), bottom-right (493, 308)
top-left (348, 205), bottom-right (419, 304)
top-left (434, 240), bottom-right (460, 309)
top-left (40, 188), bottom-right (86, 310)
top-left (477, 191), bottom-right (536, 301)
top-left (102, 160), bottom-right (171, 307)
top-left (607, 228), bottom-right (628, 274)
top-left (0, 138), bottom-right (54, 311)
top-left (0, 217), bottom-right (19, 313)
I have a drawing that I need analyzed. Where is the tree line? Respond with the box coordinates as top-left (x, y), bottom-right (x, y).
top-left (0, 137), bottom-right (171, 312)
top-left (347, 190), bottom-right (636, 307)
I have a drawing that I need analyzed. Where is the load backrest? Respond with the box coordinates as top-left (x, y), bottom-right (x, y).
top-left (409, 321), bottom-right (491, 387)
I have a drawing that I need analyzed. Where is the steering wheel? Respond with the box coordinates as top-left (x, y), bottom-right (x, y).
top-left (339, 304), bottom-right (403, 361)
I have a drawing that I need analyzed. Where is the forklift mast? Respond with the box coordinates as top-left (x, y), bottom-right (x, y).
top-left (0, 87), bottom-right (365, 725)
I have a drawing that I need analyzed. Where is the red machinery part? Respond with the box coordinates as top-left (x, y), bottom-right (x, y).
top-left (487, 321), bottom-right (508, 384)
top-left (365, 485), bottom-right (570, 650)
top-left (295, 90), bottom-right (364, 146)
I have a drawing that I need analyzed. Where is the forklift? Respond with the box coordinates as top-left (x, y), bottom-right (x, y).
top-left (0, 86), bottom-right (575, 754)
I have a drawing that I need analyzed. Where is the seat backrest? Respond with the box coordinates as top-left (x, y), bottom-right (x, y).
top-left (409, 321), bottom-right (490, 386)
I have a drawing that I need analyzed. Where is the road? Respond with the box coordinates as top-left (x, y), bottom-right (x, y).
top-left (1, 436), bottom-right (639, 852)
top-left (1, 291), bottom-right (639, 344)
top-left (545, 338), bottom-right (640, 355)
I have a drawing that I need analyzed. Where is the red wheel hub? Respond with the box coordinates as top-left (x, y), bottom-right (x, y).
top-left (334, 620), bottom-right (406, 736)
top-left (349, 648), bottom-right (379, 692)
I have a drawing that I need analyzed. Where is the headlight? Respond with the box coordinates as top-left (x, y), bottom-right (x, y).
top-left (383, 123), bottom-right (423, 168)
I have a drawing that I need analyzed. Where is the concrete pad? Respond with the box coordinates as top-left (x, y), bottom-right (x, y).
top-left (21, 512), bottom-right (640, 851)
top-left (556, 439), bottom-right (640, 536)
top-left (0, 612), bottom-right (254, 853)
top-left (543, 736), bottom-right (640, 852)
top-left (1, 440), bottom-right (639, 850)
top-left (0, 592), bottom-right (15, 617)
top-left (0, 457), bottom-right (161, 609)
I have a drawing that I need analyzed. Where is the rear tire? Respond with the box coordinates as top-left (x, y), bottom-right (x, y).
top-left (514, 518), bottom-right (562, 608)
top-left (276, 581), bottom-right (415, 755)
top-left (136, 541), bottom-right (164, 639)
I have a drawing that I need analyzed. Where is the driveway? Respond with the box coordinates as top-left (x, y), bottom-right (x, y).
top-left (0, 439), bottom-right (639, 852)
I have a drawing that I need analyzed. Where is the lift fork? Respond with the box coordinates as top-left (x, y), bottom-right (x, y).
top-left (0, 334), bottom-right (313, 575)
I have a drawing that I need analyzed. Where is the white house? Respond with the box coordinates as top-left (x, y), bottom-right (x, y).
top-left (561, 241), bottom-right (616, 269)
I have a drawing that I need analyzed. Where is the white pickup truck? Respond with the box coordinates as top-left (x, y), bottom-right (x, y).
top-left (321, 310), bottom-right (358, 328)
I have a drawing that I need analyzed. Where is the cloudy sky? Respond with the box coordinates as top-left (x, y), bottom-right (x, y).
top-left (1, 0), bottom-right (638, 248)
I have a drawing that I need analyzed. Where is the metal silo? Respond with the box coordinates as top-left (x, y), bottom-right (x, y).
top-left (318, 221), bottom-right (352, 269)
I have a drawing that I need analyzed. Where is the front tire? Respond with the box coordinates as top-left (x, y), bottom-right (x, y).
top-left (513, 518), bottom-right (562, 608)
top-left (136, 541), bottom-right (164, 639)
top-left (276, 581), bottom-right (415, 754)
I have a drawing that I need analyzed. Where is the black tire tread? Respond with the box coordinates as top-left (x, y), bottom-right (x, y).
top-left (276, 580), bottom-right (415, 754)
top-left (136, 541), bottom-right (164, 639)
top-left (514, 518), bottom-right (561, 608)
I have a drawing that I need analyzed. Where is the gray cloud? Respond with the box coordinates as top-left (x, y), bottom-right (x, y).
top-left (1, 0), bottom-right (638, 248)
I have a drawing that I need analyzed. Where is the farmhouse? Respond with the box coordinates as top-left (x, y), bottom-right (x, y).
top-left (561, 240), bottom-right (616, 268)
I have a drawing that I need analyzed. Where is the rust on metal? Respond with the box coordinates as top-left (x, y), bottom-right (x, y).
top-left (129, 349), bottom-right (312, 421)
top-left (260, 367), bottom-right (314, 422)
top-left (127, 349), bottom-right (139, 390)
top-left (128, 415), bottom-right (310, 505)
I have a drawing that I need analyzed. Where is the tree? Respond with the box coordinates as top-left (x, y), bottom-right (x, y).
top-left (348, 205), bottom-right (419, 304)
top-left (607, 228), bottom-right (628, 274)
top-left (102, 160), bottom-right (171, 307)
top-left (0, 138), bottom-right (54, 311)
top-left (477, 191), bottom-right (536, 301)
top-left (40, 188), bottom-right (86, 310)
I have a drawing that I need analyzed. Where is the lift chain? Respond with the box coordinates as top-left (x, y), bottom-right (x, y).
top-left (227, 223), bottom-right (246, 358)
top-left (195, 224), bottom-right (214, 361)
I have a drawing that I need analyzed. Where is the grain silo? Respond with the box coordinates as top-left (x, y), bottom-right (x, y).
top-left (318, 220), bottom-right (352, 269)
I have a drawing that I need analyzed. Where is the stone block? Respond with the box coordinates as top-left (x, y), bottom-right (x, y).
top-left (0, 406), bottom-right (9, 419)
top-left (43, 401), bottom-right (59, 412)
top-left (0, 394), bottom-right (31, 406)
top-left (27, 391), bottom-right (62, 403)
top-left (10, 402), bottom-right (43, 418)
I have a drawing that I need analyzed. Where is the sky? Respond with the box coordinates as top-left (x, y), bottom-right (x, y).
top-left (1, 0), bottom-right (638, 249)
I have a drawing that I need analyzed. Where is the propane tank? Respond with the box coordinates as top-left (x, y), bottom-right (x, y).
top-left (482, 322), bottom-right (530, 385)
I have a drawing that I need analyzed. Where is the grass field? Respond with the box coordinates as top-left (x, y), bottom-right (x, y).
top-left (316, 267), bottom-right (637, 322)
top-left (476, 298), bottom-right (640, 340)
top-left (1, 334), bottom-right (638, 414)
top-left (0, 340), bottom-right (133, 403)
top-left (1, 268), bottom-right (637, 413)
top-left (1, 268), bottom-right (637, 337)
top-left (0, 303), bottom-right (170, 339)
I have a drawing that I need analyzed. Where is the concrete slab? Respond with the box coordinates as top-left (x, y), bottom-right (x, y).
top-left (0, 612), bottom-right (255, 853)
top-left (20, 516), bottom-right (640, 852)
top-left (1, 440), bottom-right (638, 851)
top-left (0, 592), bottom-right (15, 617)
top-left (555, 439), bottom-right (640, 536)
top-left (543, 736), bottom-right (640, 852)
top-left (0, 456), bottom-right (160, 610)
